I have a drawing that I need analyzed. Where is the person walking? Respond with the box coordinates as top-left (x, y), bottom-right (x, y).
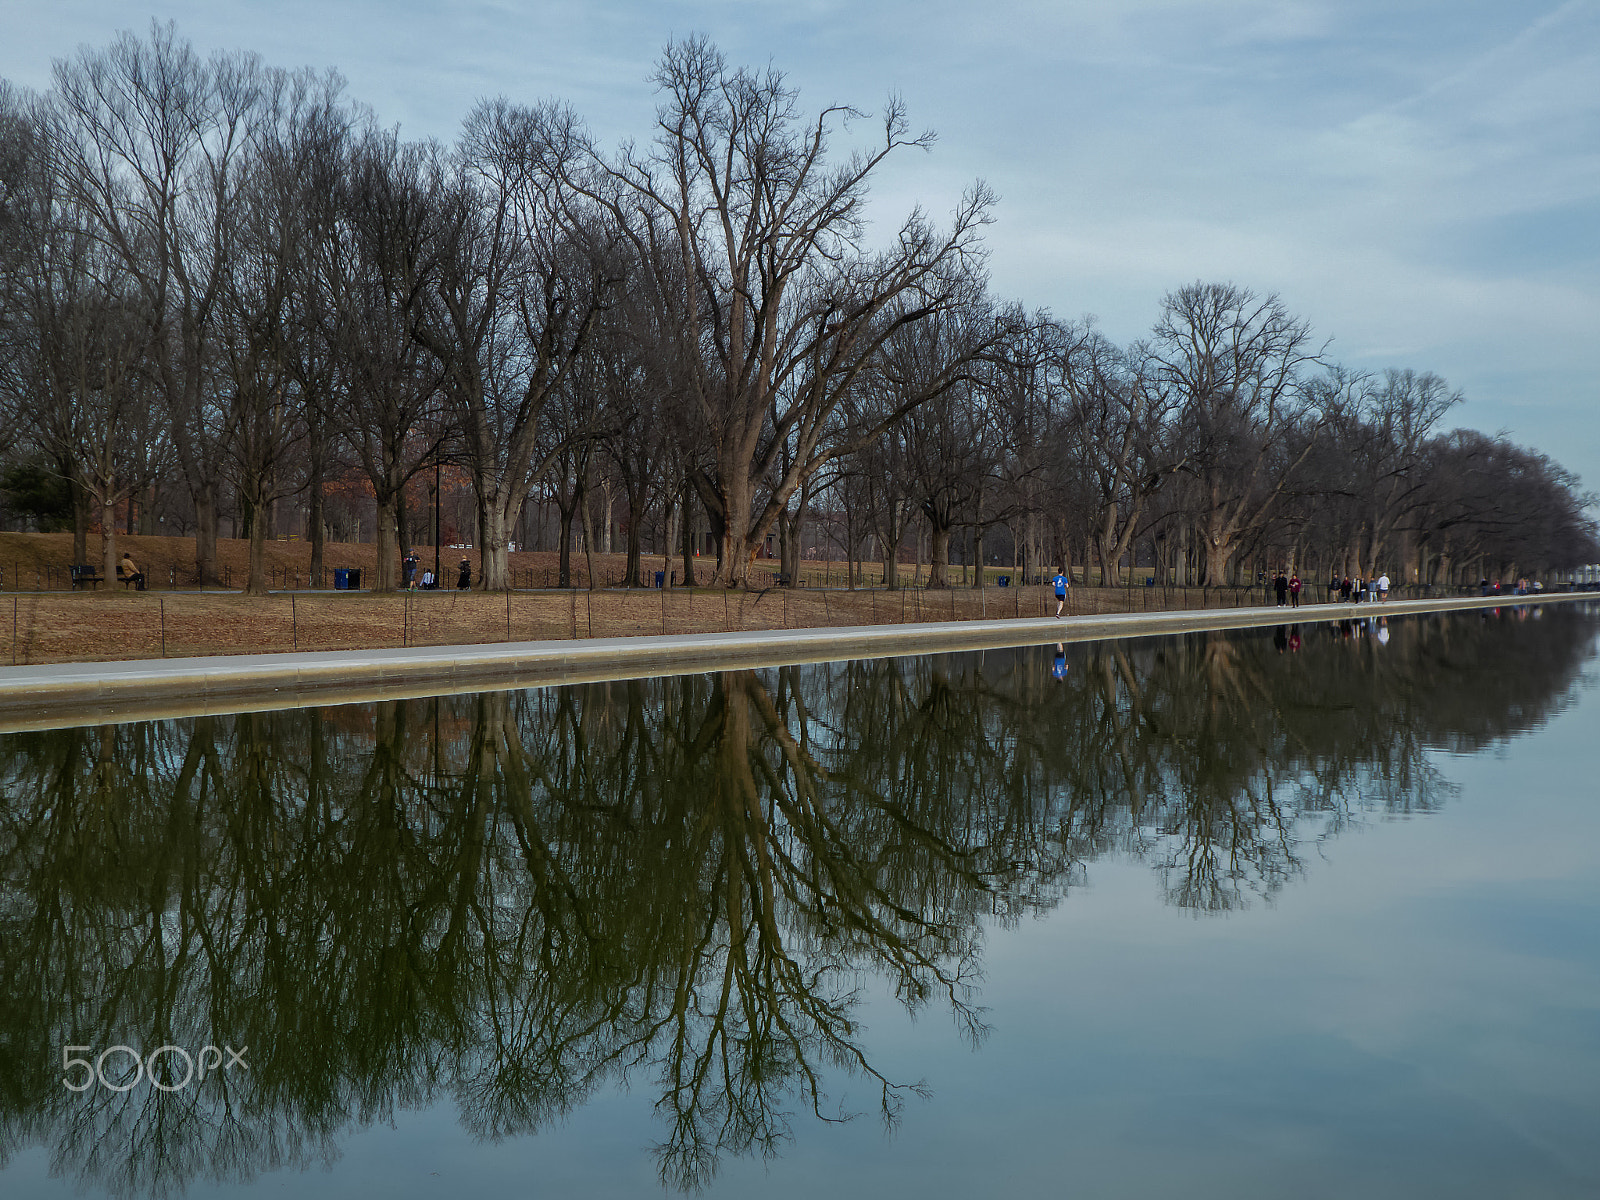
top-left (1273, 571), bottom-right (1289, 607)
top-left (1327, 574), bottom-right (1339, 603)
top-left (1289, 573), bottom-right (1302, 608)
top-left (1377, 572), bottom-right (1390, 602)
top-left (402, 550), bottom-right (418, 590)
top-left (1053, 569), bottom-right (1069, 617)
top-left (457, 557), bottom-right (472, 590)
top-left (1339, 576), bottom-right (1352, 603)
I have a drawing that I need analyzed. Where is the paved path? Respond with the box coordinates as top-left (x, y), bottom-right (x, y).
top-left (0, 592), bottom-right (1583, 732)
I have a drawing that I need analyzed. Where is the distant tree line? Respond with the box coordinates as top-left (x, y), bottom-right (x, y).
top-left (1, 24), bottom-right (1594, 593)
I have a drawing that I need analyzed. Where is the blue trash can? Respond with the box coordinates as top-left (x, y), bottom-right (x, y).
top-left (654, 571), bottom-right (665, 588)
top-left (998, 575), bottom-right (1010, 587)
top-left (334, 568), bottom-right (350, 590)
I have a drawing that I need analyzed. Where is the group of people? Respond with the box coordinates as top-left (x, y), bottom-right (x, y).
top-left (1273, 570), bottom-right (1394, 607)
top-left (402, 551), bottom-right (472, 591)
top-left (1050, 568), bottom-right (1396, 613)
top-left (1328, 573), bottom-right (1390, 603)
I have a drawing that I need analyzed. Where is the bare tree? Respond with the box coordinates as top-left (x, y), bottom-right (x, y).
top-left (421, 100), bottom-right (614, 590)
top-left (1154, 282), bottom-right (1326, 584)
top-left (891, 305), bottom-right (1000, 587)
top-left (0, 84), bottom-right (167, 579)
top-left (1058, 324), bottom-right (1183, 586)
top-left (569, 38), bottom-right (993, 587)
top-left (217, 67), bottom-right (349, 593)
top-left (321, 129), bottom-right (451, 591)
top-left (48, 23), bottom-right (262, 584)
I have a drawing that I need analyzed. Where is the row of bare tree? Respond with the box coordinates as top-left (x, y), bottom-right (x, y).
top-left (1, 25), bottom-right (1593, 594)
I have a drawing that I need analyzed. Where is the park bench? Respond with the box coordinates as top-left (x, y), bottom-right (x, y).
top-left (775, 572), bottom-right (792, 587)
top-left (70, 564), bottom-right (104, 590)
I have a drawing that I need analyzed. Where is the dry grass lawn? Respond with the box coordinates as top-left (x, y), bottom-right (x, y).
top-left (1, 579), bottom-right (1279, 666)
top-left (1, 530), bottom-right (943, 591)
top-left (1, 530), bottom-right (1287, 665)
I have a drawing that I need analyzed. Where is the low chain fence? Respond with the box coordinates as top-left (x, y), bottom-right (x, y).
top-left (0, 579), bottom-right (1537, 666)
top-left (1, 555), bottom-right (1546, 598)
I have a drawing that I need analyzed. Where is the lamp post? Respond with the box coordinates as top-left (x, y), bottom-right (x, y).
top-left (434, 455), bottom-right (442, 588)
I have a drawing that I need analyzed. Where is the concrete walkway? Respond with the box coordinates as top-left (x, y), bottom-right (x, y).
top-left (0, 592), bottom-right (1584, 732)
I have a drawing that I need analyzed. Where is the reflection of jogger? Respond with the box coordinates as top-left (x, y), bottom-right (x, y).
top-left (1052, 643), bottom-right (1068, 679)
top-left (1053, 570), bottom-right (1068, 616)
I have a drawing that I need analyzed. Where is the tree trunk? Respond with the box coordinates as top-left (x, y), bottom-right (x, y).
top-left (72, 480), bottom-right (89, 565)
top-left (681, 492), bottom-right (699, 586)
top-left (781, 502), bottom-right (806, 585)
top-left (480, 491), bottom-right (514, 591)
top-left (1204, 535), bottom-right (1232, 588)
top-left (927, 518), bottom-right (952, 588)
top-left (1097, 535), bottom-right (1117, 588)
top-left (713, 471), bottom-right (752, 588)
top-left (375, 499), bottom-right (401, 592)
top-left (194, 483), bottom-right (220, 586)
top-left (557, 499), bottom-right (575, 589)
top-left (396, 491), bottom-right (411, 566)
top-left (624, 482), bottom-right (644, 586)
top-left (681, 483), bottom-right (700, 586)
top-left (246, 497), bottom-right (270, 596)
top-left (663, 495), bottom-right (678, 589)
top-left (308, 474), bottom-right (325, 586)
top-left (100, 497), bottom-right (118, 584)
top-left (779, 509), bottom-right (794, 584)
top-left (579, 473), bottom-right (599, 590)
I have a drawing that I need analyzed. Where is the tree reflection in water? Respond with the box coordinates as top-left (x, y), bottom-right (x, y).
top-left (0, 607), bottom-right (1592, 1194)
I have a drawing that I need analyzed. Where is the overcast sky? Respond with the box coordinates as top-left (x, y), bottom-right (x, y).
top-left (4, 0), bottom-right (1597, 493)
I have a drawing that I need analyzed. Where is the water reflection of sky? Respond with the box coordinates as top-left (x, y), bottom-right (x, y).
top-left (4, 614), bottom-right (1599, 1198)
top-left (772, 671), bottom-right (1600, 1200)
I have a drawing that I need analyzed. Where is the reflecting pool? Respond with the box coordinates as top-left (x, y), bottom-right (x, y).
top-left (2, 606), bottom-right (1598, 1198)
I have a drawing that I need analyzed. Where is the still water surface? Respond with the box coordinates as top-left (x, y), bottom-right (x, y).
top-left (2, 607), bottom-right (1598, 1198)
